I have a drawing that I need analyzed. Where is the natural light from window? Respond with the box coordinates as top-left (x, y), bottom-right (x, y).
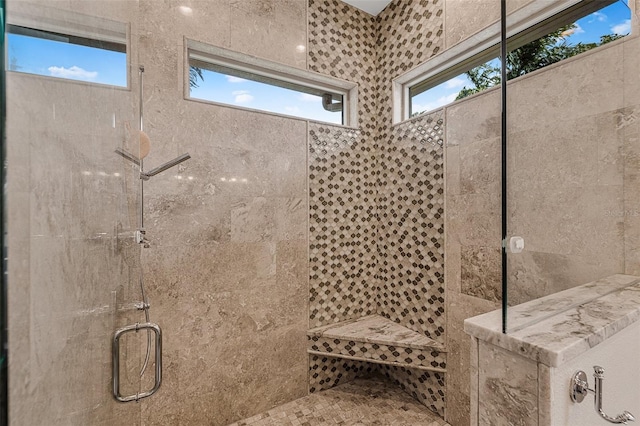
top-left (189, 67), bottom-right (344, 125)
top-left (410, 0), bottom-right (631, 117)
top-left (7, 27), bottom-right (127, 87)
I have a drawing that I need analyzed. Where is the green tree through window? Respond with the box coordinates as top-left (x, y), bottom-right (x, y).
top-left (455, 24), bottom-right (625, 101)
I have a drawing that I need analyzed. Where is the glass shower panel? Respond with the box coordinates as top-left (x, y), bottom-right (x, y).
top-left (1, 0), bottom-right (8, 422)
top-left (4, 1), bottom-right (145, 424)
top-left (505, 0), bottom-right (636, 331)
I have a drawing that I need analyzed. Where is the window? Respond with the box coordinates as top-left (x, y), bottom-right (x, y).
top-left (6, 7), bottom-right (127, 87)
top-left (187, 40), bottom-right (357, 126)
top-left (396, 0), bottom-right (632, 121)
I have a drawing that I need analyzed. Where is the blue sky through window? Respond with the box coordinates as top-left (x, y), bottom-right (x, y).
top-left (5, 0), bottom-right (632, 118)
top-left (411, 0), bottom-right (632, 116)
top-left (190, 68), bottom-right (343, 124)
top-left (7, 31), bottom-right (126, 87)
top-left (7, 26), bottom-right (343, 123)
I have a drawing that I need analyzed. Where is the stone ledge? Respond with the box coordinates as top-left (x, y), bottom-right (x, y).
top-left (464, 274), bottom-right (640, 367)
top-left (307, 314), bottom-right (446, 371)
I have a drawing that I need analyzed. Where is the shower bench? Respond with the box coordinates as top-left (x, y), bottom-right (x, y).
top-left (307, 314), bottom-right (446, 372)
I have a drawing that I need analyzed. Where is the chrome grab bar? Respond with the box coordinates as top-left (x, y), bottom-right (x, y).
top-left (112, 322), bottom-right (162, 403)
top-left (571, 366), bottom-right (635, 424)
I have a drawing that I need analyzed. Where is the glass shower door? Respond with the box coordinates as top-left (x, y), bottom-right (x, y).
top-left (504, 0), bottom-right (637, 331)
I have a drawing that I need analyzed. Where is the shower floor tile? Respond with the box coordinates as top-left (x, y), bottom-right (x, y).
top-left (227, 378), bottom-right (450, 426)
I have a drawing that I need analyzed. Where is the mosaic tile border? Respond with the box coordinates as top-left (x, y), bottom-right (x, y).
top-left (308, 354), bottom-right (375, 393)
top-left (377, 363), bottom-right (446, 419)
top-left (308, 335), bottom-right (446, 370)
top-left (375, 0), bottom-right (445, 133)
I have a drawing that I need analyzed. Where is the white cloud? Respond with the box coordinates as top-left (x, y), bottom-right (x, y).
top-left (413, 92), bottom-right (459, 114)
top-left (48, 65), bottom-right (98, 81)
top-left (232, 90), bottom-right (254, 104)
top-left (589, 11), bottom-right (607, 23)
top-left (299, 93), bottom-right (321, 102)
top-left (226, 75), bottom-right (247, 83)
top-left (612, 19), bottom-right (631, 35)
top-left (562, 23), bottom-right (584, 37)
top-left (444, 77), bottom-right (466, 89)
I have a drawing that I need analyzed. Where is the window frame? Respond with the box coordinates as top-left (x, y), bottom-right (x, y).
top-left (6, 4), bottom-right (129, 88)
top-left (393, 0), bottom-right (628, 123)
top-left (185, 39), bottom-right (358, 127)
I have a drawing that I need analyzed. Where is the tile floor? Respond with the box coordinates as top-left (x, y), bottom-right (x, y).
top-left (228, 378), bottom-right (451, 426)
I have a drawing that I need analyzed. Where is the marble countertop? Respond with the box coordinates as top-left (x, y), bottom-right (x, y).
top-left (308, 314), bottom-right (444, 350)
top-left (464, 274), bottom-right (640, 367)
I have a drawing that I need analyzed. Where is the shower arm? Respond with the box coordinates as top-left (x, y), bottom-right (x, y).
top-left (114, 148), bottom-right (191, 180)
top-left (140, 153), bottom-right (191, 181)
top-left (114, 147), bottom-right (140, 166)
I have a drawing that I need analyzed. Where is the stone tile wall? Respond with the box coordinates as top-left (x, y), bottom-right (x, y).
top-left (136, 1), bottom-right (311, 424)
top-left (308, 355), bottom-right (376, 393)
top-left (377, 364), bottom-right (446, 418)
top-left (8, 1), bottom-right (312, 426)
top-left (307, 0), bottom-right (447, 345)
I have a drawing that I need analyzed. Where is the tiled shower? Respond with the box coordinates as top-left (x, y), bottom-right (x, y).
top-left (5, 0), bottom-right (640, 425)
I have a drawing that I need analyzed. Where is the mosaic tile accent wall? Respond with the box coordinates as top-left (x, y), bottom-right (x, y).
top-left (374, 0), bottom-right (446, 342)
top-left (307, 0), bottom-right (446, 331)
top-left (377, 364), bottom-right (446, 418)
top-left (376, 111), bottom-right (446, 342)
top-left (308, 0), bottom-right (378, 136)
top-left (307, 0), bottom-right (448, 415)
top-left (308, 124), bottom-right (377, 327)
top-left (308, 335), bottom-right (446, 370)
top-left (307, 1), bottom-right (381, 330)
top-left (375, 0), bottom-right (444, 133)
top-left (308, 355), bottom-right (375, 393)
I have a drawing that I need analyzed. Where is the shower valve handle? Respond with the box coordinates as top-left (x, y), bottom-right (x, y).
top-left (135, 229), bottom-right (150, 248)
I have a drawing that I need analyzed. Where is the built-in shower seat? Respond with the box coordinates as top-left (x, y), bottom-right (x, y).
top-left (307, 314), bottom-right (446, 372)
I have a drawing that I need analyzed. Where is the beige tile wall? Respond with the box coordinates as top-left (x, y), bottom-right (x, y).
top-left (136, 1), bottom-right (310, 424)
top-left (7, 1), bottom-right (311, 425)
top-left (8, 2), bottom-right (637, 426)
top-left (444, 0), bottom-right (534, 49)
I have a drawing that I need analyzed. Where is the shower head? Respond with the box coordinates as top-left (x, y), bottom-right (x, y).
top-left (140, 153), bottom-right (191, 180)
